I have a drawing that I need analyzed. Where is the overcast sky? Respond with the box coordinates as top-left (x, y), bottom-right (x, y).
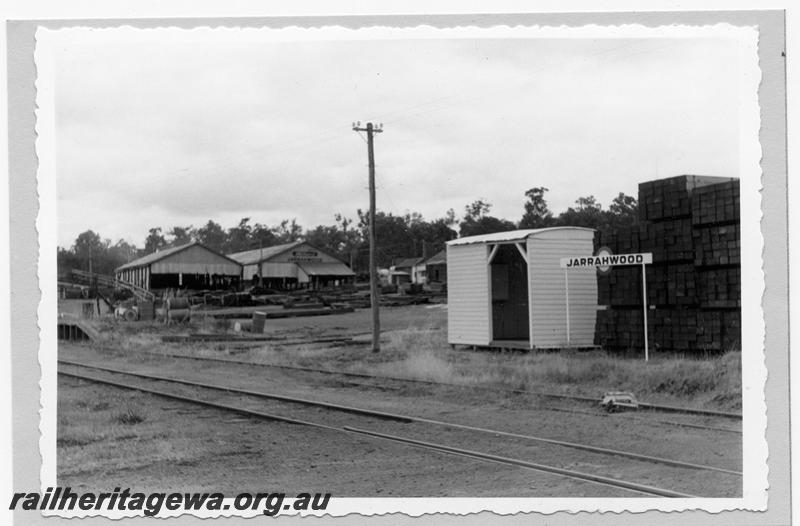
top-left (54, 30), bottom-right (742, 248)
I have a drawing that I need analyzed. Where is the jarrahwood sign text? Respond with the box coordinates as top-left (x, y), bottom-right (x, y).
top-left (559, 252), bottom-right (653, 269)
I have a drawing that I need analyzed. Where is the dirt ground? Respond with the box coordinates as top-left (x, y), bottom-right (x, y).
top-left (57, 304), bottom-right (742, 498)
top-left (58, 375), bottom-right (637, 497)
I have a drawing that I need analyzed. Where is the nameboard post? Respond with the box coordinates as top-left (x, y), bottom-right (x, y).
top-left (560, 252), bottom-right (654, 361)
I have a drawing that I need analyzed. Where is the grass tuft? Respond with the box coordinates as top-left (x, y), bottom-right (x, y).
top-left (114, 402), bottom-right (146, 425)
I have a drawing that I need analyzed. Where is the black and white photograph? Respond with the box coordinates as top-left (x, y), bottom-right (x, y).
top-left (6, 9), bottom-right (787, 523)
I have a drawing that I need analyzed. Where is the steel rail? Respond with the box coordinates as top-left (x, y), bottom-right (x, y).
top-left (58, 359), bottom-right (742, 477)
top-left (106, 346), bottom-right (743, 421)
top-left (344, 427), bottom-right (698, 499)
top-left (59, 359), bottom-right (411, 423)
top-left (59, 368), bottom-right (697, 498)
top-left (535, 405), bottom-right (740, 434)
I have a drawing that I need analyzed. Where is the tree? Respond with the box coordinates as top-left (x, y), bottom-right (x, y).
top-left (195, 220), bottom-right (226, 252)
top-left (225, 218), bottom-right (253, 253)
top-left (444, 208), bottom-right (457, 230)
top-left (60, 230), bottom-right (132, 276)
top-left (274, 219), bottom-right (303, 244)
top-left (143, 227), bottom-right (167, 254)
top-left (167, 225), bottom-right (195, 247)
top-left (407, 216), bottom-right (457, 258)
top-left (251, 222), bottom-right (278, 249)
top-left (459, 216), bottom-right (517, 237)
top-left (609, 192), bottom-right (637, 217)
top-left (72, 230), bottom-right (106, 272)
top-left (607, 192), bottom-right (639, 231)
top-left (555, 195), bottom-right (607, 231)
top-left (305, 224), bottom-right (348, 260)
top-left (464, 199), bottom-right (492, 222)
top-left (458, 199), bottom-right (516, 238)
top-left (574, 195), bottom-right (601, 211)
top-left (57, 247), bottom-right (81, 278)
top-left (107, 239), bottom-right (139, 266)
top-left (519, 187), bottom-right (554, 229)
top-left (356, 210), bottom-right (414, 268)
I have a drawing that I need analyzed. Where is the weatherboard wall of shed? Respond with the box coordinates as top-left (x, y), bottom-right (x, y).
top-left (267, 243), bottom-right (344, 264)
top-left (243, 262), bottom-right (299, 281)
top-left (528, 231), bottom-right (598, 347)
top-left (447, 243), bottom-right (491, 346)
top-left (149, 244), bottom-right (241, 276)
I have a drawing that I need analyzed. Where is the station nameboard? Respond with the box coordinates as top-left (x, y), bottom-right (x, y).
top-left (289, 249), bottom-right (323, 263)
top-left (559, 252), bottom-right (653, 269)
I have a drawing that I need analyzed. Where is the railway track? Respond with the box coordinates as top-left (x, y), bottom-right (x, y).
top-left (99, 345), bottom-right (742, 432)
top-left (58, 359), bottom-right (741, 497)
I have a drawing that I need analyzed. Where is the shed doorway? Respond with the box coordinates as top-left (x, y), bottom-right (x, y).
top-left (490, 244), bottom-right (530, 342)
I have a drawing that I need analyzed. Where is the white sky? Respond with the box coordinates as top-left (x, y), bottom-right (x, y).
top-left (54, 29), bottom-right (742, 248)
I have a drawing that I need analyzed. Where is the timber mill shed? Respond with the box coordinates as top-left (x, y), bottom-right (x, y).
top-left (446, 227), bottom-right (597, 350)
top-left (228, 240), bottom-right (355, 290)
top-left (115, 242), bottom-right (243, 291)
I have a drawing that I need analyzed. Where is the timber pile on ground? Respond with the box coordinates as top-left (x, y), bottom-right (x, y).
top-left (595, 175), bottom-right (741, 352)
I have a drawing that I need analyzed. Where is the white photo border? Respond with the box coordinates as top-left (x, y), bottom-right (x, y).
top-left (35, 22), bottom-right (765, 517)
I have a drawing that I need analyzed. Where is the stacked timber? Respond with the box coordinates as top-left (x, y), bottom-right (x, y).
top-left (595, 175), bottom-right (741, 352)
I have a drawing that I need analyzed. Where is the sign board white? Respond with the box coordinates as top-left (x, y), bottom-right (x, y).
top-left (560, 250), bottom-right (654, 362)
top-left (559, 252), bottom-right (653, 269)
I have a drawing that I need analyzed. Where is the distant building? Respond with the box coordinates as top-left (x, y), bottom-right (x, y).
top-left (228, 240), bottom-right (355, 290)
top-left (115, 242), bottom-right (242, 291)
top-left (389, 257), bottom-right (427, 285)
top-left (424, 249), bottom-right (447, 283)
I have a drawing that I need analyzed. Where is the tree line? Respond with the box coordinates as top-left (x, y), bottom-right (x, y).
top-left (57, 188), bottom-right (638, 278)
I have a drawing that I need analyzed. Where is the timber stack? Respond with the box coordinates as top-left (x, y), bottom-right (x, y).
top-left (594, 175), bottom-right (741, 352)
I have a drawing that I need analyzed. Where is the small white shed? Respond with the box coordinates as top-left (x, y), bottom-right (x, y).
top-left (446, 227), bottom-right (598, 350)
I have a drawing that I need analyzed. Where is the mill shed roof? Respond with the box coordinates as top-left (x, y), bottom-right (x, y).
top-left (227, 240), bottom-right (307, 266)
top-left (298, 262), bottom-right (355, 277)
top-left (116, 242), bottom-right (241, 272)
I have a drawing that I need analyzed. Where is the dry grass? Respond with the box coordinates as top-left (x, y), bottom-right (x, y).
top-left (78, 311), bottom-right (741, 411)
top-left (114, 401), bottom-right (147, 425)
top-left (341, 328), bottom-right (742, 410)
top-left (58, 386), bottom-right (203, 478)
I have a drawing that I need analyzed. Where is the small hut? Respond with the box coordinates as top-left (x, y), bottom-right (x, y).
top-left (446, 227), bottom-right (597, 350)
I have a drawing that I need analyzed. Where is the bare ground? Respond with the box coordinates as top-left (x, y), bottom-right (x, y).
top-left (57, 304), bottom-right (742, 497)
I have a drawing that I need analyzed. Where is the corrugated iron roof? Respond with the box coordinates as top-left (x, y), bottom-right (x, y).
top-left (116, 242), bottom-right (241, 272)
top-left (393, 257), bottom-right (425, 269)
top-left (297, 262), bottom-right (355, 277)
top-left (227, 240), bottom-right (349, 267)
top-left (425, 249), bottom-right (447, 265)
top-left (227, 240), bottom-right (307, 266)
top-left (446, 227), bottom-right (595, 246)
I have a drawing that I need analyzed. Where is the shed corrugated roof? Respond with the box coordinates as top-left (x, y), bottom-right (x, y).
top-left (425, 249), bottom-right (447, 265)
top-left (116, 242), bottom-right (240, 272)
top-left (227, 240), bottom-right (306, 266)
top-left (446, 227), bottom-right (595, 246)
top-left (393, 257), bottom-right (425, 269)
top-left (297, 262), bottom-right (355, 277)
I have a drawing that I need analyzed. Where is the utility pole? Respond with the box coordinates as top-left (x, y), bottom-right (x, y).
top-left (352, 121), bottom-right (383, 352)
top-left (259, 238), bottom-right (264, 287)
